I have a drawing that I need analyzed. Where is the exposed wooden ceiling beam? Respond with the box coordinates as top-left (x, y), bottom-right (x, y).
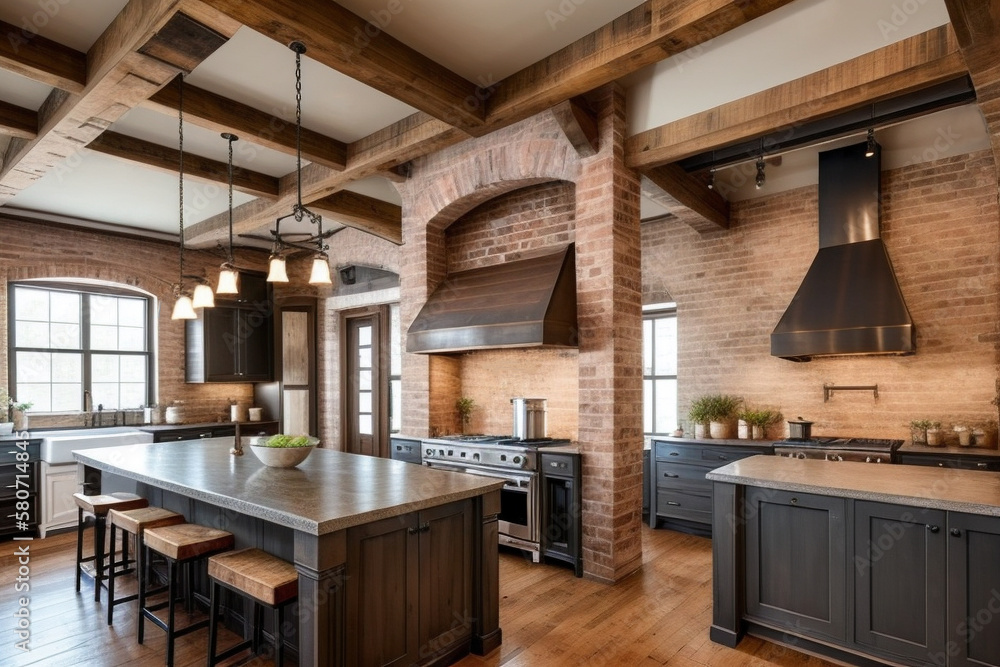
top-left (190, 0), bottom-right (486, 134)
top-left (943, 0), bottom-right (1000, 169)
top-left (87, 131), bottom-right (279, 198)
top-left (551, 98), bottom-right (599, 158)
top-left (485, 0), bottom-right (797, 129)
top-left (641, 165), bottom-right (729, 233)
top-left (0, 19), bottom-right (86, 93)
top-left (626, 25), bottom-right (966, 169)
top-left (143, 82), bottom-right (347, 171)
top-left (0, 0), bottom-right (242, 204)
top-left (311, 190), bottom-right (402, 245)
top-left (185, 111), bottom-right (466, 247)
top-left (0, 100), bottom-right (37, 140)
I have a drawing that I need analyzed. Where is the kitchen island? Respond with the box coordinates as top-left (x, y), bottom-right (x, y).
top-left (75, 438), bottom-right (505, 667)
top-left (707, 455), bottom-right (1000, 667)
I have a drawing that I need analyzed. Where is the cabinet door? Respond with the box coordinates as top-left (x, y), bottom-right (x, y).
top-left (947, 512), bottom-right (1000, 667)
top-left (854, 501), bottom-right (946, 661)
top-left (204, 307), bottom-right (240, 380)
top-left (43, 464), bottom-right (79, 532)
top-left (419, 500), bottom-right (473, 659)
top-left (346, 513), bottom-right (420, 667)
top-left (236, 307), bottom-right (273, 381)
top-left (745, 487), bottom-right (847, 642)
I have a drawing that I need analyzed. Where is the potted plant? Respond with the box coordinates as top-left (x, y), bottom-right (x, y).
top-left (456, 397), bottom-right (475, 435)
top-left (696, 394), bottom-right (742, 439)
top-left (739, 407), bottom-right (784, 440)
top-left (909, 419), bottom-right (933, 445)
top-left (687, 397), bottom-right (711, 439)
top-left (925, 421), bottom-right (944, 447)
top-left (953, 423), bottom-right (972, 447)
top-left (0, 387), bottom-right (28, 434)
top-left (973, 421), bottom-right (997, 449)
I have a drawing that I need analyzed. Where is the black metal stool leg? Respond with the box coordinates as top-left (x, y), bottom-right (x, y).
top-left (93, 513), bottom-right (106, 603)
top-left (107, 522), bottom-right (118, 625)
top-left (252, 601), bottom-right (263, 654)
top-left (207, 581), bottom-right (220, 667)
top-left (75, 508), bottom-right (84, 593)
top-left (275, 603), bottom-right (285, 666)
top-left (166, 558), bottom-right (177, 667)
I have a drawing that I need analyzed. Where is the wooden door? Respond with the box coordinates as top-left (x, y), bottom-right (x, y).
top-left (948, 512), bottom-right (1000, 667)
top-left (854, 501), bottom-right (946, 661)
top-left (343, 307), bottom-right (389, 457)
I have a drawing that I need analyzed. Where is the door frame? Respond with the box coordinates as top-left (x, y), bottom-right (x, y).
top-left (340, 305), bottom-right (391, 457)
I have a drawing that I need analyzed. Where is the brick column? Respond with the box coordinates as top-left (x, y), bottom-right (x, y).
top-left (574, 84), bottom-right (644, 582)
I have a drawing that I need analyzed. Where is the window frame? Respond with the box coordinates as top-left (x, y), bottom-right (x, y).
top-left (643, 302), bottom-right (678, 437)
top-left (8, 281), bottom-right (156, 412)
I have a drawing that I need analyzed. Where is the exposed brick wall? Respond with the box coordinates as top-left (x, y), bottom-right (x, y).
top-left (641, 150), bottom-right (1000, 440)
top-left (398, 85), bottom-right (643, 583)
top-left (0, 216), bottom-right (265, 427)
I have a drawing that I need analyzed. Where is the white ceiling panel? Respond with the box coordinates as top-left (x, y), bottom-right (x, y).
top-left (185, 27), bottom-right (418, 143)
top-left (334, 0), bottom-right (647, 83)
top-left (110, 106), bottom-right (300, 178)
top-left (0, 0), bottom-right (129, 52)
top-left (0, 68), bottom-right (52, 110)
top-left (6, 149), bottom-right (256, 233)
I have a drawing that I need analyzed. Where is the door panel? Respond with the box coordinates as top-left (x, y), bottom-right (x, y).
top-left (344, 307), bottom-right (388, 457)
top-left (948, 512), bottom-right (1000, 667)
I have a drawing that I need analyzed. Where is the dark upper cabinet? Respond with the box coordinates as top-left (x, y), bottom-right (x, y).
top-left (185, 272), bottom-right (273, 383)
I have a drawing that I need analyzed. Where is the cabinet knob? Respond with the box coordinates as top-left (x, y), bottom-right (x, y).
top-left (669, 452), bottom-right (679, 456)
top-left (718, 455), bottom-right (728, 460)
top-left (790, 497), bottom-right (798, 504)
top-left (926, 525), bottom-right (940, 533)
top-left (977, 462), bottom-right (989, 469)
top-left (951, 528), bottom-right (962, 537)
top-left (664, 473), bottom-right (679, 478)
top-left (666, 501), bottom-right (680, 506)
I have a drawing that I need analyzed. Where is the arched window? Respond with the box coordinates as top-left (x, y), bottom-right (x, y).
top-left (9, 281), bottom-right (155, 413)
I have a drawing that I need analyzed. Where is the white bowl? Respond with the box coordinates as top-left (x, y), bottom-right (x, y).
top-left (248, 436), bottom-right (319, 468)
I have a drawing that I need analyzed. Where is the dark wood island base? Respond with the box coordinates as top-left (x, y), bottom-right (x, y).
top-left (76, 439), bottom-right (504, 667)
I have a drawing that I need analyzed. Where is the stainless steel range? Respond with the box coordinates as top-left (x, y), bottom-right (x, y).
top-left (422, 434), bottom-right (570, 561)
top-left (773, 437), bottom-right (903, 463)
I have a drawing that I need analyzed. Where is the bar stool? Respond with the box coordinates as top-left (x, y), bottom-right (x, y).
top-left (73, 492), bottom-right (148, 602)
top-left (139, 523), bottom-right (234, 667)
top-left (106, 506), bottom-right (185, 625)
top-left (207, 548), bottom-right (298, 667)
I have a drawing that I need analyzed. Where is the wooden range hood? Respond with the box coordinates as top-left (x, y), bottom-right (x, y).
top-left (407, 244), bottom-right (578, 354)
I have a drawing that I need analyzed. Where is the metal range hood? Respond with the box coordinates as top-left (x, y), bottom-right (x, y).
top-left (770, 141), bottom-right (915, 361)
top-left (407, 244), bottom-right (578, 354)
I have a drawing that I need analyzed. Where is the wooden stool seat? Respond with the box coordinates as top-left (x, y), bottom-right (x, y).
top-left (110, 507), bottom-right (185, 535)
top-left (208, 548), bottom-right (298, 606)
top-left (75, 492), bottom-right (149, 602)
top-left (207, 549), bottom-right (298, 666)
top-left (74, 492), bottom-right (148, 515)
top-left (106, 507), bottom-right (186, 626)
top-left (143, 524), bottom-right (234, 561)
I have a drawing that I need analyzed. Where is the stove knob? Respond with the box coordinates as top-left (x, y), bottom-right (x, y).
top-left (797, 452), bottom-right (806, 459)
top-left (512, 456), bottom-right (522, 465)
top-left (876, 457), bottom-right (882, 463)
top-left (834, 454), bottom-right (843, 461)
top-left (426, 449), bottom-right (433, 457)
top-left (866, 456), bottom-right (872, 463)
top-left (473, 453), bottom-right (480, 461)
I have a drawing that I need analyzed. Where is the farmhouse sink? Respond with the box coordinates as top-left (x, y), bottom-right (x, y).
top-left (35, 427), bottom-right (154, 464)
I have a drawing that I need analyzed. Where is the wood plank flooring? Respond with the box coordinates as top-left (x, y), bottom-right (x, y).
top-left (0, 526), bottom-right (836, 666)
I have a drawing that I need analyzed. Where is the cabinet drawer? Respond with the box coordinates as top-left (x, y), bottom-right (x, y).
top-left (0, 494), bottom-right (38, 535)
top-left (655, 463), bottom-right (712, 495)
top-left (0, 463), bottom-right (37, 499)
top-left (0, 441), bottom-right (40, 464)
top-left (657, 489), bottom-right (712, 515)
top-left (653, 442), bottom-right (703, 463)
top-left (898, 454), bottom-right (1000, 471)
top-left (701, 448), bottom-right (754, 464)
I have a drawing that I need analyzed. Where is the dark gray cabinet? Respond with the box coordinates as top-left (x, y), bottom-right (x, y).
top-left (744, 487), bottom-right (847, 643)
top-left (143, 424), bottom-right (237, 443)
top-left (854, 501), bottom-right (947, 661)
top-left (185, 272), bottom-right (273, 383)
top-left (947, 512), bottom-right (1000, 667)
top-left (0, 439), bottom-right (39, 539)
top-left (898, 452), bottom-right (1000, 471)
top-left (650, 438), bottom-right (772, 534)
top-left (540, 452), bottom-right (582, 577)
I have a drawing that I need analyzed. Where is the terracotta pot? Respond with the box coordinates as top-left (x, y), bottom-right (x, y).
top-left (926, 429), bottom-right (943, 446)
top-left (752, 425), bottom-right (764, 440)
top-left (709, 421), bottom-right (731, 439)
top-left (737, 420), bottom-right (750, 439)
top-left (694, 423), bottom-right (707, 439)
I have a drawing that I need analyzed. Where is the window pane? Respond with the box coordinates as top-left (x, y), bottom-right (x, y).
top-left (118, 298), bottom-right (145, 327)
top-left (359, 391), bottom-right (372, 413)
top-left (91, 325), bottom-right (118, 350)
top-left (390, 379), bottom-right (401, 433)
top-left (50, 323), bottom-right (80, 349)
top-left (358, 325), bottom-right (372, 346)
top-left (358, 370), bottom-right (372, 391)
top-left (16, 352), bottom-right (51, 383)
top-left (121, 356), bottom-right (147, 382)
top-left (15, 287), bottom-right (48, 321)
top-left (358, 346), bottom-right (371, 369)
top-left (50, 292), bottom-right (80, 323)
top-left (120, 383), bottom-right (146, 408)
top-left (16, 321), bottom-right (49, 348)
top-left (92, 355), bottom-right (120, 382)
top-left (654, 379), bottom-right (678, 434)
top-left (643, 319), bottom-right (653, 376)
top-left (92, 383), bottom-right (119, 410)
top-left (643, 379), bottom-right (653, 434)
top-left (18, 384), bottom-right (51, 412)
top-left (390, 305), bottom-right (401, 376)
top-left (52, 353), bottom-right (82, 382)
top-left (90, 295), bottom-right (118, 325)
top-left (359, 414), bottom-right (373, 436)
top-left (119, 326), bottom-right (145, 351)
top-left (654, 318), bottom-right (677, 376)
top-left (52, 384), bottom-right (81, 412)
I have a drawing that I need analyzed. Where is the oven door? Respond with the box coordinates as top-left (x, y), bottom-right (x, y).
top-left (424, 461), bottom-right (537, 543)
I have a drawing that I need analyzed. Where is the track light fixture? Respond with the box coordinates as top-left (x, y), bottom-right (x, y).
top-left (754, 156), bottom-right (766, 190)
top-left (216, 132), bottom-right (240, 294)
top-left (865, 128), bottom-right (877, 158)
top-left (707, 168), bottom-right (715, 190)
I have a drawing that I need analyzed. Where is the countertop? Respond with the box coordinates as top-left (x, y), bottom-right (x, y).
top-left (652, 436), bottom-right (775, 448)
top-left (136, 422), bottom-right (237, 432)
top-left (74, 438), bottom-right (505, 535)
top-left (899, 442), bottom-right (1000, 457)
top-left (707, 454), bottom-right (1000, 516)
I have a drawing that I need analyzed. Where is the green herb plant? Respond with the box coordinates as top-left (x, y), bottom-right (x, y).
top-left (259, 434), bottom-right (314, 448)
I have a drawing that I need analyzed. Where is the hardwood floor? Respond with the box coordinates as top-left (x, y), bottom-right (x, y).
top-left (0, 526), bottom-right (835, 666)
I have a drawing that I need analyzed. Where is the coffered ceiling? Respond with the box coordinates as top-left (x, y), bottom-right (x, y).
top-left (0, 0), bottom-right (990, 248)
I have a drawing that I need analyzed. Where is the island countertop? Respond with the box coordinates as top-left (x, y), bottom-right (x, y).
top-left (706, 454), bottom-right (1000, 516)
top-left (74, 438), bottom-right (505, 535)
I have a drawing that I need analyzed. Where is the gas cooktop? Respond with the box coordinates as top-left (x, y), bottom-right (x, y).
top-left (773, 437), bottom-right (903, 452)
top-left (424, 434), bottom-right (571, 447)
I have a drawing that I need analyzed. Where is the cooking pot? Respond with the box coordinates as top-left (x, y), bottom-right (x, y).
top-left (511, 398), bottom-right (546, 440)
top-left (787, 418), bottom-right (813, 440)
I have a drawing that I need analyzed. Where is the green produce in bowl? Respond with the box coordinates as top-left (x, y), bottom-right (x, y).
top-left (258, 434), bottom-right (318, 448)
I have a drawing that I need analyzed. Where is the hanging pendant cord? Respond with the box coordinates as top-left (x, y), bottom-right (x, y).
top-left (295, 44), bottom-right (303, 215)
top-left (178, 74), bottom-right (185, 288)
top-left (226, 133), bottom-right (235, 264)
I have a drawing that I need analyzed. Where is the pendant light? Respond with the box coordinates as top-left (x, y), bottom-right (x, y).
top-left (266, 41), bottom-right (327, 285)
top-left (171, 74), bottom-right (198, 320)
top-left (216, 132), bottom-right (240, 294)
